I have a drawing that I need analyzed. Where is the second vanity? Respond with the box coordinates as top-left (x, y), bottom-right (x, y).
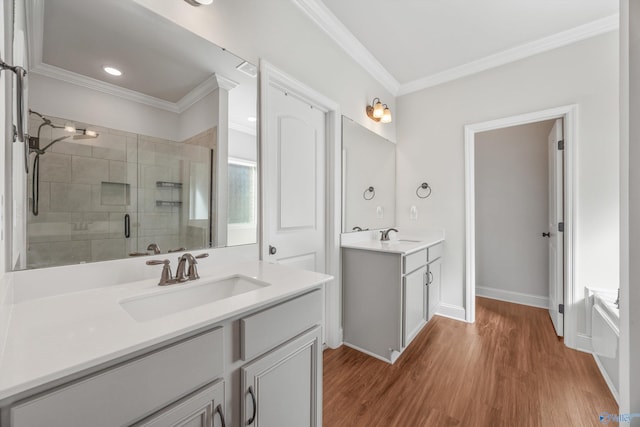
top-left (342, 231), bottom-right (444, 364)
top-left (0, 258), bottom-right (331, 427)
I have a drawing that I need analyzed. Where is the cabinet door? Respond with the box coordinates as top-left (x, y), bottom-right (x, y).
top-left (428, 258), bottom-right (442, 320)
top-left (135, 380), bottom-right (226, 427)
top-left (403, 265), bottom-right (427, 347)
top-left (241, 326), bottom-right (322, 427)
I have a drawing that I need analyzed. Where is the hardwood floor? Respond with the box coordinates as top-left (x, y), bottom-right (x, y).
top-left (323, 297), bottom-right (617, 426)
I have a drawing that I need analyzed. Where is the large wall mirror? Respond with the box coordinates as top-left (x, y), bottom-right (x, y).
top-left (342, 117), bottom-right (396, 232)
top-left (9, 0), bottom-right (258, 270)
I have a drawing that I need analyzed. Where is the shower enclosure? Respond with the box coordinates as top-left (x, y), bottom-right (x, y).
top-left (26, 113), bottom-right (213, 269)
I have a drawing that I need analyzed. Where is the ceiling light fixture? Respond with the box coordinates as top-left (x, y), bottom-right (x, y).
top-left (366, 98), bottom-right (392, 123)
top-left (103, 66), bottom-right (122, 76)
top-left (64, 122), bottom-right (76, 133)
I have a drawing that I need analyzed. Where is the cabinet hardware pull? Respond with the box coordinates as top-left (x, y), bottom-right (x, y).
top-left (247, 385), bottom-right (257, 425)
top-left (428, 271), bottom-right (433, 285)
top-left (269, 245), bottom-right (277, 255)
top-left (542, 232), bottom-right (551, 238)
top-left (124, 214), bottom-right (131, 238)
top-left (215, 403), bottom-right (226, 427)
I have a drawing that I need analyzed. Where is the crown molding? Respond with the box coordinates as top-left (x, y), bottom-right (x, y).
top-left (398, 14), bottom-right (620, 96)
top-left (293, 0), bottom-right (400, 96)
top-left (176, 74), bottom-right (238, 112)
top-left (30, 63), bottom-right (183, 112)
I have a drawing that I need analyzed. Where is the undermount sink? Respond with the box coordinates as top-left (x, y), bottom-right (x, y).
top-left (121, 275), bottom-right (270, 322)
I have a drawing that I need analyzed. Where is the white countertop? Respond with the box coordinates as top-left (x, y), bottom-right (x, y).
top-left (341, 230), bottom-right (445, 255)
top-left (0, 261), bottom-right (332, 401)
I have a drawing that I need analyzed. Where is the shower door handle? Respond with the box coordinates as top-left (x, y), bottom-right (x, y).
top-left (124, 214), bottom-right (131, 238)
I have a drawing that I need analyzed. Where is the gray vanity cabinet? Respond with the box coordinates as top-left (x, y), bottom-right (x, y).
top-left (241, 327), bottom-right (322, 427)
top-left (403, 263), bottom-right (428, 348)
top-left (5, 289), bottom-right (324, 427)
top-left (9, 328), bottom-right (225, 427)
top-left (239, 290), bottom-right (323, 427)
top-left (135, 380), bottom-right (225, 427)
top-left (426, 243), bottom-right (443, 321)
top-left (343, 242), bottom-right (444, 363)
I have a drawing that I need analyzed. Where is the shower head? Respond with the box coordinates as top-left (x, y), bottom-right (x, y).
top-left (28, 110), bottom-right (99, 153)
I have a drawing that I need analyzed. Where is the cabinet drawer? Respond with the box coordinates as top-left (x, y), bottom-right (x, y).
top-left (403, 249), bottom-right (427, 274)
top-left (134, 380), bottom-right (225, 427)
top-left (428, 243), bottom-right (443, 262)
top-left (11, 328), bottom-right (224, 427)
top-left (241, 289), bottom-right (322, 361)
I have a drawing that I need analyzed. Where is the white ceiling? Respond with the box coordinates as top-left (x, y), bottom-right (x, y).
top-left (311, 0), bottom-right (618, 94)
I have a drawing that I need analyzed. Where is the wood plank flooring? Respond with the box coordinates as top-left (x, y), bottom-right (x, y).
top-left (323, 297), bottom-right (617, 426)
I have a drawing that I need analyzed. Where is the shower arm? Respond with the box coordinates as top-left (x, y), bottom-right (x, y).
top-left (38, 135), bottom-right (71, 153)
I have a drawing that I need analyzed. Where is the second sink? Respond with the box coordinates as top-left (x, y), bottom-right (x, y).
top-left (121, 275), bottom-right (270, 322)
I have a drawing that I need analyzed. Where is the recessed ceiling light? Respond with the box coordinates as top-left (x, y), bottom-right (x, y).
top-left (247, 116), bottom-right (257, 122)
top-left (103, 66), bottom-right (122, 76)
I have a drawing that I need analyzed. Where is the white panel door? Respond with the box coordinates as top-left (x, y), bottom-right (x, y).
top-left (263, 86), bottom-right (325, 273)
top-left (547, 119), bottom-right (564, 336)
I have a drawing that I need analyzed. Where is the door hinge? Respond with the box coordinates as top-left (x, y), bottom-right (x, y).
top-left (559, 304), bottom-right (564, 314)
top-left (558, 140), bottom-right (564, 150)
top-left (558, 222), bottom-right (564, 232)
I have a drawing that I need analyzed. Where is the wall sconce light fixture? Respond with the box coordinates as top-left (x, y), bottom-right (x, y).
top-left (366, 98), bottom-right (392, 123)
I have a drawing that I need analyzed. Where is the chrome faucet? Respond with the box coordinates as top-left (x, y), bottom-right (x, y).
top-left (380, 228), bottom-right (398, 241)
top-left (176, 252), bottom-right (210, 282)
top-left (146, 253), bottom-right (209, 286)
top-left (615, 288), bottom-right (620, 309)
top-left (147, 243), bottom-right (161, 255)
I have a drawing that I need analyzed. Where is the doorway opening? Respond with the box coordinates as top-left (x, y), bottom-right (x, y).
top-left (464, 105), bottom-right (578, 348)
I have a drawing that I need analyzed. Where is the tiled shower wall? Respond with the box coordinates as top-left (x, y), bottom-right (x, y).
top-left (27, 115), bottom-right (211, 269)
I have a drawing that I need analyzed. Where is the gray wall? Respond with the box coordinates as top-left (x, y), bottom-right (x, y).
top-left (475, 120), bottom-right (554, 300)
top-left (397, 32), bottom-right (619, 334)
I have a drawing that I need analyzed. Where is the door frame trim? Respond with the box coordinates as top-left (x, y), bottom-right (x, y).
top-left (259, 61), bottom-right (342, 348)
top-left (463, 104), bottom-right (578, 349)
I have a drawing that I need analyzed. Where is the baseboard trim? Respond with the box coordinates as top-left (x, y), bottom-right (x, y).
top-left (436, 303), bottom-right (466, 322)
top-left (593, 353), bottom-right (620, 404)
top-left (476, 286), bottom-right (549, 309)
top-left (574, 333), bottom-right (593, 353)
top-left (343, 342), bottom-right (393, 364)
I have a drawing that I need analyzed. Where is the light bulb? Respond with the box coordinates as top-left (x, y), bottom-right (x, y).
top-left (372, 101), bottom-right (384, 118)
top-left (381, 107), bottom-right (392, 123)
top-left (64, 123), bottom-right (76, 133)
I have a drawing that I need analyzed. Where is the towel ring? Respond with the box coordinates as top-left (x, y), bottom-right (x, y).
top-left (363, 186), bottom-right (375, 200)
top-left (416, 182), bottom-right (432, 199)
